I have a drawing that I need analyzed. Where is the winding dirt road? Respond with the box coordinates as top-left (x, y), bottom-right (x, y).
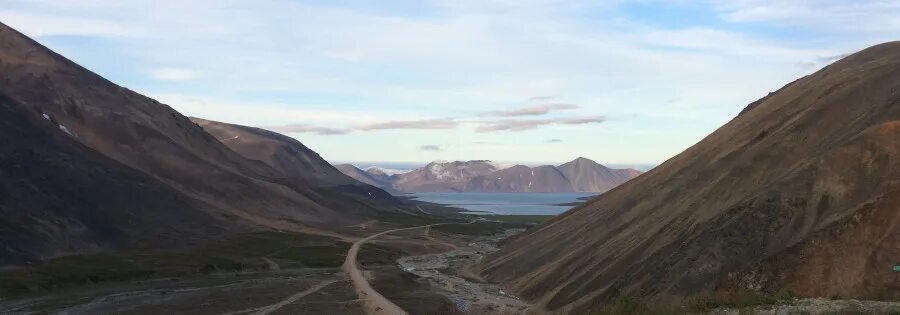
top-left (344, 222), bottom-right (468, 315)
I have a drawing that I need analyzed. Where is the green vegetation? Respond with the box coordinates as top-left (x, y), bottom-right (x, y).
top-left (369, 267), bottom-right (457, 314)
top-left (432, 221), bottom-right (509, 235)
top-left (358, 243), bottom-right (407, 267)
top-left (0, 231), bottom-right (349, 298)
top-left (479, 214), bottom-right (554, 224)
top-left (430, 214), bottom-right (552, 236)
top-left (371, 210), bottom-right (454, 228)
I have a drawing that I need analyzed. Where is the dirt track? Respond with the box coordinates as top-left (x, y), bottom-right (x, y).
top-left (344, 223), bottom-right (468, 315)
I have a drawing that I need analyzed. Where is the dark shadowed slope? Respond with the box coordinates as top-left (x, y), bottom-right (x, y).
top-left (191, 118), bottom-right (356, 188)
top-left (0, 21), bottom-right (335, 229)
top-left (0, 21), bottom-right (413, 265)
top-left (0, 94), bottom-right (238, 265)
top-left (476, 42), bottom-right (900, 313)
top-left (191, 118), bottom-right (400, 202)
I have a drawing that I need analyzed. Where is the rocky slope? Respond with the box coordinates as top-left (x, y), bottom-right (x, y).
top-left (475, 42), bottom-right (900, 313)
top-left (464, 165), bottom-right (574, 193)
top-left (0, 21), bottom-right (406, 265)
top-left (391, 160), bottom-right (499, 192)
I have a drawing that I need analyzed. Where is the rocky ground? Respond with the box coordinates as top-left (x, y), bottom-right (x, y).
top-left (710, 298), bottom-right (900, 315)
top-left (398, 229), bottom-right (530, 315)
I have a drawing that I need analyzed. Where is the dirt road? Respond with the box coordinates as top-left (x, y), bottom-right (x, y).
top-left (245, 279), bottom-right (339, 315)
top-left (344, 222), bottom-right (466, 315)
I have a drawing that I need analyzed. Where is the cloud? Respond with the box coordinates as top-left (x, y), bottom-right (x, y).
top-left (6, 0), bottom-right (897, 163)
top-left (476, 116), bottom-right (606, 132)
top-left (482, 103), bottom-right (579, 117)
top-left (419, 145), bottom-right (441, 151)
top-left (150, 67), bottom-right (200, 82)
top-left (259, 117), bottom-right (459, 135)
top-left (356, 118), bottom-right (459, 130)
top-left (263, 123), bottom-right (349, 135)
top-left (547, 138), bottom-right (563, 143)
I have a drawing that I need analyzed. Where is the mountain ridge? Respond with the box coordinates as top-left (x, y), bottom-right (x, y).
top-left (337, 157), bottom-right (641, 193)
top-left (0, 21), bottom-right (415, 265)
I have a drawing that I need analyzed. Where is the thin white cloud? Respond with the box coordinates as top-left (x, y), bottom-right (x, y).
top-left (476, 116), bottom-right (606, 132)
top-left (420, 145), bottom-right (441, 151)
top-left (5, 0), bottom-right (898, 163)
top-left (482, 103), bottom-right (579, 117)
top-left (357, 118), bottom-right (459, 131)
top-left (263, 123), bottom-right (349, 135)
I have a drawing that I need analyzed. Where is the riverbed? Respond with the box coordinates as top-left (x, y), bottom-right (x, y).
top-left (397, 229), bottom-right (529, 314)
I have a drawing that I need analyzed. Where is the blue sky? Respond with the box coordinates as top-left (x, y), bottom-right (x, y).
top-left (3, 0), bottom-right (898, 165)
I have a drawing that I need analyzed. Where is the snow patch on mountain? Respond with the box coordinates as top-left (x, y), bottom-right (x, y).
top-left (365, 166), bottom-right (411, 176)
top-left (58, 124), bottom-right (73, 136)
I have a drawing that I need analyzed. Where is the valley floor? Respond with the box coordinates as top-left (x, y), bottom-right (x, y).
top-left (0, 214), bottom-right (545, 315)
top-left (2, 269), bottom-right (361, 314)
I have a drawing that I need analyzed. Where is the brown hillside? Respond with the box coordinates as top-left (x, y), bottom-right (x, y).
top-left (476, 42), bottom-right (900, 313)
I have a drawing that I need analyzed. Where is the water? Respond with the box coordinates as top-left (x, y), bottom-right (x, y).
top-left (410, 192), bottom-right (596, 215)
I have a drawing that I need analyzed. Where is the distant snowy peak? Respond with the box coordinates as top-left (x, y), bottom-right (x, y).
top-left (365, 166), bottom-right (411, 176)
top-left (423, 160), bottom-right (497, 181)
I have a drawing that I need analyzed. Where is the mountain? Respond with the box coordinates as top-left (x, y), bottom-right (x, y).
top-left (558, 157), bottom-right (642, 192)
top-left (0, 93), bottom-right (236, 265)
top-left (335, 164), bottom-right (397, 191)
top-left (392, 160), bottom-right (499, 192)
top-left (336, 158), bottom-right (642, 193)
top-left (191, 118), bottom-right (359, 188)
top-left (464, 165), bottom-right (574, 192)
top-left (191, 118), bottom-right (397, 201)
top-left (475, 42), bottom-right (900, 312)
top-left (0, 21), bottom-right (405, 264)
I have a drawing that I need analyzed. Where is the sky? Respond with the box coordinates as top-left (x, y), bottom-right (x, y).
top-left (3, 0), bottom-right (899, 165)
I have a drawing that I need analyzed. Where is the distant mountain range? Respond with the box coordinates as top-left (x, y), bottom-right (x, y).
top-left (336, 157), bottom-right (642, 193)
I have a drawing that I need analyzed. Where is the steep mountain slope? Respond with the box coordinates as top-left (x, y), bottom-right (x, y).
top-left (558, 157), bottom-right (642, 192)
top-left (476, 42), bottom-right (900, 313)
top-left (0, 20), bottom-right (401, 259)
top-left (191, 118), bottom-right (358, 188)
top-left (392, 160), bottom-right (498, 192)
top-left (335, 164), bottom-right (396, 191)
top-left (190, 118), bottom-right (398, 202)
top-left (0, 93), bottom-right (237, 265)
top-left (464, 165), bottom-right (574, 192)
